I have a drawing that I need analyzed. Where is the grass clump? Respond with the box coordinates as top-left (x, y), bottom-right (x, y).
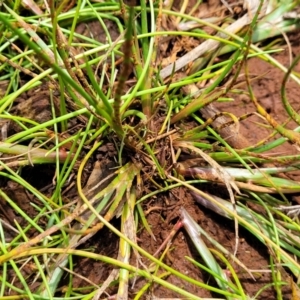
top-left (0, 0), bottom-right (300, 299)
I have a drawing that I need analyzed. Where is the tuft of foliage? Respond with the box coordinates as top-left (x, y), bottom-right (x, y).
top-left (0, 0), bottom-right (300, 299)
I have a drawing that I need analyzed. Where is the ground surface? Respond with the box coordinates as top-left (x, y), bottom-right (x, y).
top-left (1, 1), bottom-right (300, 299)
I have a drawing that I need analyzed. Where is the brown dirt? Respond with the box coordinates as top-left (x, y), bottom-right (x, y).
top-left (216, 36), bottom-right (300, 156)
top-left (1, 1), bottom-right (300, 299)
